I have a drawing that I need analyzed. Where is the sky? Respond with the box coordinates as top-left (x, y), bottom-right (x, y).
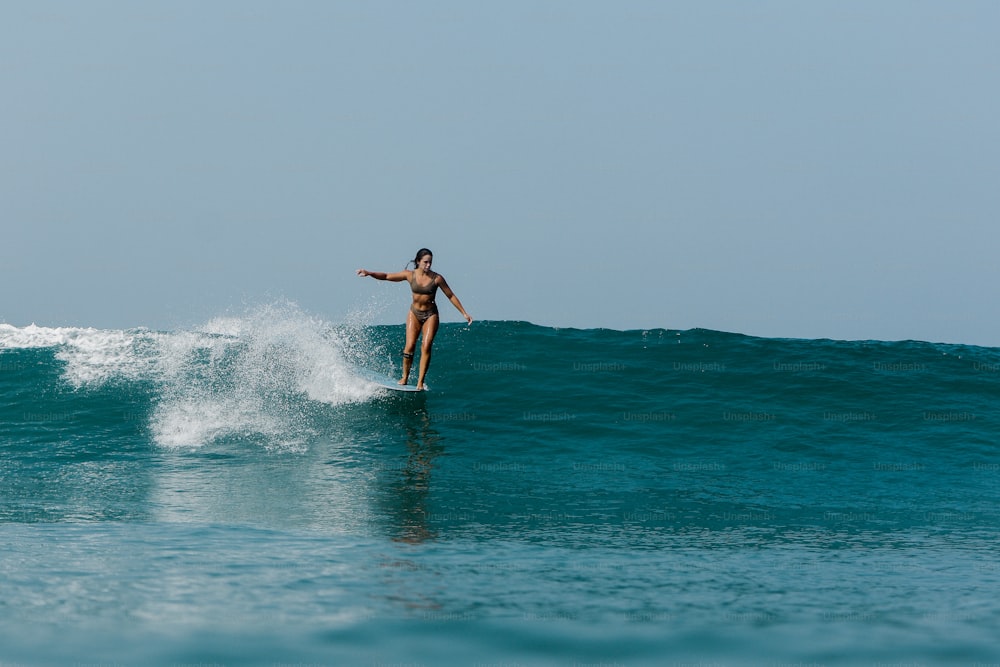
top-left (2, 1), bottom-right (998, 345)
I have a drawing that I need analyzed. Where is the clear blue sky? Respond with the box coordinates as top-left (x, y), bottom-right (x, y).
top-left (2, 1), bottom-right (998, 345)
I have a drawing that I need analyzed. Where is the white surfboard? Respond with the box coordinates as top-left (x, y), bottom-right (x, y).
top-left (355, 367), bottom-right (427, 393)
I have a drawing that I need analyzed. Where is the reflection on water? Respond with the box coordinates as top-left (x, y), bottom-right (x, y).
top-left (370, 401), bottom-right (444, 544)
top-left (149, 439), bottom-right (371, 531)
top-left (147, 395), bottom-right (445, 545)
top-left (366, 400), bottom-right (447, 617)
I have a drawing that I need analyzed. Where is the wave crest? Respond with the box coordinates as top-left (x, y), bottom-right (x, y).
top-left (2, 304), bottom-right (385, 448)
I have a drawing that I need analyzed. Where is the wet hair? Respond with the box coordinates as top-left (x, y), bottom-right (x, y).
top-left (410, 248), bottom-right (433, 268)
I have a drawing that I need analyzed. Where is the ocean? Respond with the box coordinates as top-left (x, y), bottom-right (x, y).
top-left (2, 303), bottom-right (999, 666)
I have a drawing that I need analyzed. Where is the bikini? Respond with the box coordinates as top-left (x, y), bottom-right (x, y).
top-left (408, 271), bottom-right (439, 324)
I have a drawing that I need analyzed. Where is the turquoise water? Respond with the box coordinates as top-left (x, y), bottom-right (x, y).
top-left (2, 305), bottom-right (1000, 665)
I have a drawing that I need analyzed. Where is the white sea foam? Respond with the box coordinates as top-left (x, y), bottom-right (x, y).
top-left (150, 395), bottom-right (280, 449)
top-left (150, 303), bottom-right (380, 448)
top-left (196, 316), bottom-right (245, 338)
top-left (1, 323), bottom-right (151, 387)
top-left (2, 303), bottom-right (384, 448)
top-left (1, 323), bottom-right (83, 348)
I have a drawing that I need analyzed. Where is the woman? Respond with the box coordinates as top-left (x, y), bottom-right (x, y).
top-left (357, 248), bottom-right (472, 390)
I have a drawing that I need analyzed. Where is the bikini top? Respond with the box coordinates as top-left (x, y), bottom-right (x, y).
top-left (409, 271), bottom-right (438, 296)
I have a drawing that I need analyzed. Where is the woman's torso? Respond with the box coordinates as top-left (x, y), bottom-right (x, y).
top-left (409, 270), bottom-right (438, 309)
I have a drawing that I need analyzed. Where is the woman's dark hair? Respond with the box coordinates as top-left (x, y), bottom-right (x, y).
top-left (411, 248), bottom-right (433, 267)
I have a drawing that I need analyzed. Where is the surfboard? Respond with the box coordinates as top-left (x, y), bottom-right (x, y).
top-left (355, 367), bottom-right (427, 393)
top-left (380, 381), bottom-right (425, 393)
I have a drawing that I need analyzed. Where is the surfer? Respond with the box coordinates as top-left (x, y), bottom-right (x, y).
top-left (357, 248), bottom-right (473, 390)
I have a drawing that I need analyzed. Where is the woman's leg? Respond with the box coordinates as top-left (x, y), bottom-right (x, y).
top-left (416, 314), bottom-right (439, 390)
top-left (401, 310), bottom-right (421, 384)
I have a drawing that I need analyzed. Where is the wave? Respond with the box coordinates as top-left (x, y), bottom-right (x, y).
top-left (5, 305), bottom-right (1000, 456)
top-left (1, 303), bottom-right (387, 449)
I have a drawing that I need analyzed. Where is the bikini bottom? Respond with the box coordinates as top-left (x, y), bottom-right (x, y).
top-left (410, 303), bottom-right (439, 324)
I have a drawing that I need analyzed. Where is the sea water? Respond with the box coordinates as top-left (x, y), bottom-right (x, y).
top-left (2, 304), bottom-right (999, 665)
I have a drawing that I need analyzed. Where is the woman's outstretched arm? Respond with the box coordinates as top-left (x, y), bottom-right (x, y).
top-left (357, 268), bottom-right (409, 282)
